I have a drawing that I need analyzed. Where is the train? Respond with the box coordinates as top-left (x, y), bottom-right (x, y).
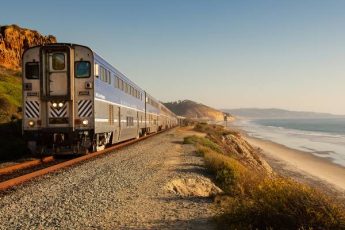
top-left (22, 43), bottom-right (178, 154)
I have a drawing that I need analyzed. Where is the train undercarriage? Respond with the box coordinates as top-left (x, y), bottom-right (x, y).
top-left (24, 129), bottom-right (99, 155)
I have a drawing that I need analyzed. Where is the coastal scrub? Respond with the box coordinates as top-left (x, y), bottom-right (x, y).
top-left (184, 123), bottom-right (345, 229)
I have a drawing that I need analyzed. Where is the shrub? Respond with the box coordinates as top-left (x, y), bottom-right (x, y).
top-left (218, 177), bottom-right (345, 229)
top-left (183, 135), bottom-right (223, 153)
top-left (185, 123), bottom-right (345, 229)
top-left (195, 143), bottom-right (260, 196)
top-left (194, 123), bottom-right (239, 138)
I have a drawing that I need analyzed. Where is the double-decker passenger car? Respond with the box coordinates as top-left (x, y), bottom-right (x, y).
top-left (22, 43), bottom-right (177, 154)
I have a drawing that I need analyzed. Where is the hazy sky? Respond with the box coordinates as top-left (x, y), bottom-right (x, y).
top-left (1, 0), bottom-right (345, 114)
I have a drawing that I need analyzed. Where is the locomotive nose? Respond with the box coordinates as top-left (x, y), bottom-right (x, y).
top-left (48, 101), bottom-right (69, 125)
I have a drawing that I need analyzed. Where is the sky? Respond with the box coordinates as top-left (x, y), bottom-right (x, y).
top-left (1, 0), bottom-right (345, 114)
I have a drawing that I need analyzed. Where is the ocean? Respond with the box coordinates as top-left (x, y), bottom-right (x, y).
top-left (232, 118), bottom-right (345, 167)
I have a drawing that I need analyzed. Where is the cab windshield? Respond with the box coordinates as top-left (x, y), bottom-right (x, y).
top-left (75, 61), bottom-right (91, 78)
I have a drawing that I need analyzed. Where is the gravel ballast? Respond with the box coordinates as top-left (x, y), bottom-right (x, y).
top-left (0, 129), bottom-right (217, 229)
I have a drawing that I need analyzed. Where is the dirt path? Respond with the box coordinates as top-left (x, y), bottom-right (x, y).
top-left (0, 128), bottom-right (218, 229)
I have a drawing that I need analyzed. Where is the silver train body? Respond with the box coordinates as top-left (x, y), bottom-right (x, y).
top-left (22, 43), bottom-right (178, 154)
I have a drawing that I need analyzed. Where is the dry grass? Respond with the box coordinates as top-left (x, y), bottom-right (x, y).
top-left (184, 123), bottom-right (345, 229)
top-left (194, 122), bottom-right (239, 138)
top-left (183, 135), bottom-right (223, 154)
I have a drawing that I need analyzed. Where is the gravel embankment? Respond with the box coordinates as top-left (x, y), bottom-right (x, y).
top-left (0, 129), bottom-right (217, 229)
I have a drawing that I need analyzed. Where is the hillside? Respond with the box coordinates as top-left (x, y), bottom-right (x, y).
top-left (164, 100), bottom-right (231, 121)
top-left (0, 66), bottom-right (21, 122)
top-left (0, 24), bottom-right (56, 123)
top-left (224, 108), bottom-right (345, 119)
top-left (0, 24), bottom-right (56, 69)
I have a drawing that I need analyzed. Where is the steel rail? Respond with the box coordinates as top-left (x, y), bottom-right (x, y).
top-left (0, 156), bottom-right (55, 175)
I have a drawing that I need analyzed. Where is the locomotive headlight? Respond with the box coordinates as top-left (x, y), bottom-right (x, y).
top-left (58, 102), bottom-right (64, 108)
top-left (28, 120), bottom-right (35, 127)
top-left (82, 119), bottom-right (88, 126)
top-left (52, 102), bottom-right (58, 108)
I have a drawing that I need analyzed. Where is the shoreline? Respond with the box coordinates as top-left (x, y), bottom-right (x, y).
top-left (245, 135), bottom-right (345, 199)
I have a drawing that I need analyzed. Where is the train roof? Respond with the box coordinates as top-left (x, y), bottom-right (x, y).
top-left (93, 51), bottom-right (144, 93)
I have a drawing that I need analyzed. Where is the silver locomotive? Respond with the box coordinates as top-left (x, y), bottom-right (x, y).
top-left (22, 43), bottom-right (178, 154)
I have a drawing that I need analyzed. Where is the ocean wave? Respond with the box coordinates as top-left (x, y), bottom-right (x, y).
top-left (235, 119), bottom-right (345, 167)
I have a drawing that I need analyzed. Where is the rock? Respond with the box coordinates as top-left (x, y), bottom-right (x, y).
top-left (165, 176), bottom-right (223, 197)
top-left (223, 133), bottom-right (273, 174)
top-left (0, 24), bottom-right (56, 70)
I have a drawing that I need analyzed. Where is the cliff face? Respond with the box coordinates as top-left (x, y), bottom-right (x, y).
top-left (164, 100), bottom-right (232, 121)
top-left (0, 24), bottom-right (56, 69)
top-left (222, 133), bottom-right (272, 173)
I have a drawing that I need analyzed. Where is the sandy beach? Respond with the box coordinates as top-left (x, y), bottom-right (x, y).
top-left (245, 136), bottom-right (345, 199)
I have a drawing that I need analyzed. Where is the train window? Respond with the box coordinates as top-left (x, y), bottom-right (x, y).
top-left (75, 61), bottom-right (90, 78)
top-left (52, 53), bottom-right (65, 70)
top-left (108, 71), bottom-right (111, 84)
top-left (94, 63), bottom-right (99, 78)
top-left (101, 67), bottom-right (106, 82)
top-left (114, 76), bottom-right (118, 88)
top-left (103, 68), bottom-right (107, 82)
top-left (120, 79), bottom-right (124, 90)
top-left (100, 67), bottom-right (103, 80)
top-left (25, 62), bottom-right (39, 79)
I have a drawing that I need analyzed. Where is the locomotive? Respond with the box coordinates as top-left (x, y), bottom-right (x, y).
top-left (22, 43), bottom-right (177, 154)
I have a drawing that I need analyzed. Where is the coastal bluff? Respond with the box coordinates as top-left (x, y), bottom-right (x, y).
top-left (0, 24), bottom-right (56, 69)
top-left (164, 100), bottom-right (232, 121)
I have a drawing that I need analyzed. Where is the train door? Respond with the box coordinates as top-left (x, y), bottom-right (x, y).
top-left (44, 50), bottom-right (69, 97)
top-left (109, 105), bottom-right (113, 125)
top-left (136, 111), bottom-right (140, 138)
top-left (114, 106), bottom-right (120, 142)
top-left (41, 46), bottom-right (71, 128)
top-left (118, 107), bottom-right (122, 140)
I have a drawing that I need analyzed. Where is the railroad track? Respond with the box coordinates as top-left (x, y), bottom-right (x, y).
top-left (0, 129), bottom-right (171, 192)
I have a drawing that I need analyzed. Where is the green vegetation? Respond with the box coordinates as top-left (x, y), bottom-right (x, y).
top-left (194, 122), bottom-right (239, 137)
top-left (184, 123), bottom-right (345, 229)
top-left (183, 135), bottom-right (223, 154)
top-left (0, 66), bottom-right (26, 160)
top-left (0, 66), bottom-right (22, 123)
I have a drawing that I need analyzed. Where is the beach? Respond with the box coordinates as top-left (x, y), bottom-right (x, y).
top-left (245, 136), bottom-right (345, 199)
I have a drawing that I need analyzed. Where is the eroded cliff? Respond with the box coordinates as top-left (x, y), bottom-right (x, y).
top-left (0, 24), bottom-right (56, 69)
